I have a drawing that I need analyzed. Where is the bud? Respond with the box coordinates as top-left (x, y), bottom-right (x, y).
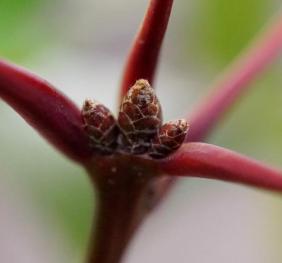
top-left (82, 99), bottom-right (119, 154)
top-left (118, 79), bottom-right (162, 154)
top-left (149, 119), bottom-right (189, 159)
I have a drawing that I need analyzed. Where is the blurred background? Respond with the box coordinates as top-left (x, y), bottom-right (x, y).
top-left (1, 0), bottom-right (282, 262)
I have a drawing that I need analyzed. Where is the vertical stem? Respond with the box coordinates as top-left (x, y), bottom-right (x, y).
top-left (119, 0), bottom-right (174, 100)
top-left (85, 157), bottom-right (159, 263)
top-left (87, 184), bottom-right (144, 263)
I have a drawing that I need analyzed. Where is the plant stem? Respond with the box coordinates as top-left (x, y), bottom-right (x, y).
top-left (119, 0), bottom-right (174, 100)
top-left (0, 59), bottom-right (91, 162)
top-left (160, 143), bottom-right (282, 191)
top-left (85, 156), bottom-right (159, 263)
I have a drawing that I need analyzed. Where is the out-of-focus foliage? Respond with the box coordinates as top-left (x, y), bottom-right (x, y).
top-left (180, 0), bottom-right (282, 165)
top-left (187, 0), bottom-right (282, 164)
top-left (188, 0), bottom-right (274, 67)
top-left (0, 0), bottom-right (50, 60)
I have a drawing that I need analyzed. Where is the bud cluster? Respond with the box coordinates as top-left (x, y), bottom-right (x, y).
top-left (82, 79), bottom-right (189, 158)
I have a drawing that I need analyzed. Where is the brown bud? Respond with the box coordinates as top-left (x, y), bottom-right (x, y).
top-left (149, 119), bottom-right (189, 159)
top-left (82, 99), bottom-right (119, 154)
top-left (118, 79), bottom-right (162, 154)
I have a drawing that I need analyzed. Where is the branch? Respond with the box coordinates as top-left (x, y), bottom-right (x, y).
top-left (187, 13), bottom-right (282, 142)
top-left (119, 0), bottom-right (173, 100)
top-left (0, 59), bottom-right (92, 163)
top-left (159, 143), bottom-right (282, 191)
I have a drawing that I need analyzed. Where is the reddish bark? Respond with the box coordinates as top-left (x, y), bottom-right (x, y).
top-left (0, 59), bottom-right (92, 163)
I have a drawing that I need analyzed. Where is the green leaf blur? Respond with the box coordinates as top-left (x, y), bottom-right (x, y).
top-left (0, 0), bottom-right (49, 60)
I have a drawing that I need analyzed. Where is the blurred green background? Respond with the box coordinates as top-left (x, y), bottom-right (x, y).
top-left (1, 0), bottom-right (282, 262)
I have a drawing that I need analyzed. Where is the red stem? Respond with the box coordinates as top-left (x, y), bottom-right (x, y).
top-left (159, 143), bottom-right (282, 191)
top-left (87, 181), bottom-right (149, 263)
top-left (86, 156), bottom-right (160, 263)
top-left (0, 59), bottom-right (92, 163)
top-left (119, 0), bottom-right (173, 100)
top-left (187, 13), bottom-right (282, 142)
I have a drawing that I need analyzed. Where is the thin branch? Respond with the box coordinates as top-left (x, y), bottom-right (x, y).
top-left (187, 13), bottom-right (282, 142)
top-left (159, 143), bottom-right (282, 191)
top-left (119, 0), bottom-right (173, 100)
top-left (0, 59), bottom-right (92, 163)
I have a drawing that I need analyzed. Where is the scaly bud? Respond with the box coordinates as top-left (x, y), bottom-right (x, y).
top-left (82, 99), bottom-right (119, 154)
top-left (149, 119), bottom-right (189, 159)
top-left (118, 79), bottom-right (162, 154)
